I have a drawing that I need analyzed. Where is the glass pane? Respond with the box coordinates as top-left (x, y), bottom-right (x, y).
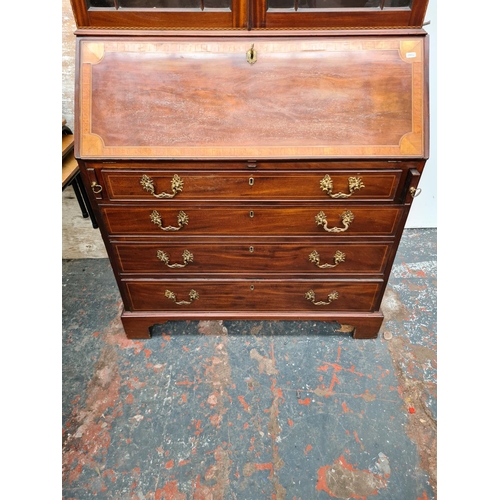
top-left (204, 0), bottom-right (231, 8)
top-left (88, 0), bottom-right (115, 7)
top-left (119, 0), bottom-right (201, 7)
top-left (273, 0), bottom-right (382, 9)
top-left (268, 0), bottom-right (294, 8)
top-left (385, 0), bottom-right (411, 6)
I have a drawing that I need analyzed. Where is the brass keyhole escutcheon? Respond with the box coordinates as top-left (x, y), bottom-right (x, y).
top-left (249, 210), bottom-right (254, 218)
top-left (249, 177), bottom-right (254, 186)
top-left (246, 44), bottom-right (257, 65)
top-left (249, 246), bottom-right (254, 253)
top-left (250, 285), bottom-right (254, 291)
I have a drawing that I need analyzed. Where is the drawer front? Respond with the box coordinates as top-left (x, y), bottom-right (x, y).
top-left (100, 170), bottom-right (401, 202)
top-left (113, 241), bottom-right (393, 275)
top-left (102, 205), bottom-right (403, 237)
top-left (124, 280), bottom-right (383, 312)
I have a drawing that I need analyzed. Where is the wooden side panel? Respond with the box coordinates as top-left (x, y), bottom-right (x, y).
top-left (77, 36), bottom-right (427, 160)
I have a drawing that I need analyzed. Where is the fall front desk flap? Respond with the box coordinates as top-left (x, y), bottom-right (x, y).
top-left (76, 36), bottom-right (427, 160)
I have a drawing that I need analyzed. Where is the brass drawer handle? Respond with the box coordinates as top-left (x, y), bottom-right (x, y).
top-left (309, 250), bottom-right (346, 268)
top-left (157, 249), bottom-right (194, 268)
top-left (409, 187), bottom-right (422, 198)
top-left (140, 174), bottom-right (183, 199)
top-left (305, 289), bottom-right (339, 306)
top-left (315, 210), bottom-right (354, 233)
top-left (320, 175), bottom-right (364, 199)
top-left (165, 289), bottom-right (199, 305)
top-left (91, 182), bottom-right (102, 194)
top-left (150, 210), bottom-right (188, 231)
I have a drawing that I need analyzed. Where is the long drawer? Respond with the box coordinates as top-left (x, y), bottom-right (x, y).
top-left (124, 279), bottom-right (384, 312)
top-left (99, 170), bottom-right (401, 202)
top-left (113, 241), bottom-right (393, 275)
top-left (101, 205), bottom-right (404, 237)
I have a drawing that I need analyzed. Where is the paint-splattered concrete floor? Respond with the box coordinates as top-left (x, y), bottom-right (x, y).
top-left (62, 228), bottom-right (436, 500)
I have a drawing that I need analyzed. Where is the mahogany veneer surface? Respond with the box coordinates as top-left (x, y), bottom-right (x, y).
top-left (75, 33), bottom-right (429, 339)
top-left (76, 36), bottom-right (426, 160)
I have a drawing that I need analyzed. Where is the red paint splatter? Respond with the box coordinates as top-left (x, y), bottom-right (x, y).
top-left (254, 462), bottom-right (273, 477)
top-left (102, 469), bottom-right (117, 483)
top-left (176, 379), bottom-right (197, 386)
top-left (305, 444), bottom-right (313, 455)
top-left (328, 372), bottom-right (340, 394)
top-left (317, 455), bottom-right (387, 498)
top-left (125, 394), bottom-right (134, 404)
top-left (341, 402), bottom-right (350, 413)
top-left (210, 414), bottom-right (223, 427)
top-left (417, 492), bottom-right (429, 500)
top-left (288, 418), bottom-right (294, 427)
top-left (182, 346), bottom-right (189, 352)
top-left (238, 395), bottom-right (250, 412)
top-left (155, 481), bottom-right (186, 500)
top-left (144, 349), bottom-right (152, 358)
top-left (165, 459), bottom-right (174, 469)
top-left (408, 407), bottom-right (416, 414)
top-left (298, 397), bottom-right (311, 405)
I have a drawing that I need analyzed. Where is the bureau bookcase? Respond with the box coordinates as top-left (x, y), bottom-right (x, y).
top-left (70, 0), bottom-right (429, 339)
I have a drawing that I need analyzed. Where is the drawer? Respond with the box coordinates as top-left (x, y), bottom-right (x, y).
top-left (102, 204), bottom-right (403, 237)
top-left (113, 241), bottom-right (393, 276)
top-left (99, 170), bottom-right (401, 202)
top-left (124, 279), bottom-right (383, 312)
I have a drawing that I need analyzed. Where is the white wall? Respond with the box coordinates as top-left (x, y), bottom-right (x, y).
top-left (405, 0), bottom-right (437, 228)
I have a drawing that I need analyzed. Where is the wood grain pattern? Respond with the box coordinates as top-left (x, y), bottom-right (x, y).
top-left (101, 170), bottom-right (401, 201)
top-left (71, 23), bottom-right (429, 339)
top-left (124, 279), bottom-right (383, 312)
top-left (113, 241), bottom-right (393, 275)
top-left (101, 204), bottom-right (403, 236)
top-left (77, 36), bottom-right (426, 159)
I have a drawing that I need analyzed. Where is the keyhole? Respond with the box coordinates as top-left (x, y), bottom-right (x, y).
top-left (249, 177), bottom-right (254, 186)
top-left (249, 210), bottom-right (254, 218)
top-left (246, 44), bottom-right (257, 65)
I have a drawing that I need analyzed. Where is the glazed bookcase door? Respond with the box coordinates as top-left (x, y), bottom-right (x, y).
top-left (255, 0), bottom-right (429, 29)
top-left (70, 0), bottom-right (248, 28)
top-left (70, 0), bottom-right (428, 28)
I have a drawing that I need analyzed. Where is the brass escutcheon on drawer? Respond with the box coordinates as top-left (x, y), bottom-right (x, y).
top-left (320, 175), bottom-right (364, 199)
top-left (140, 174), bottom-right (183, 199)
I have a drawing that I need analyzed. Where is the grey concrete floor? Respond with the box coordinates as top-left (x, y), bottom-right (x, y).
top-left (62, 228), bottom-right (436, 499)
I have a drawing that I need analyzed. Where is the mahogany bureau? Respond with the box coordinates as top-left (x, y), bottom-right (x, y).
top-left (69, 0), bottom-right (429, 339)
